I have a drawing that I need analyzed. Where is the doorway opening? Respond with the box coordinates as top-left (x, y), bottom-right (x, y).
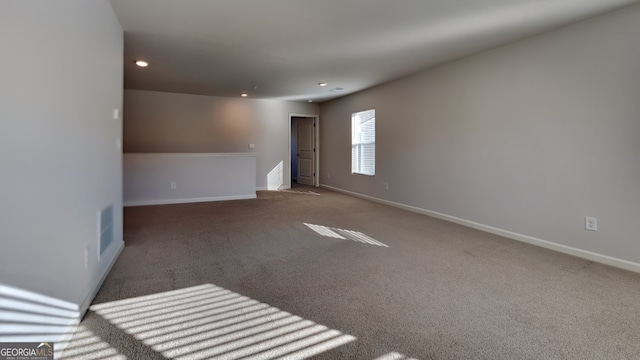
top-left (289, 114), bottom-right (319, 189)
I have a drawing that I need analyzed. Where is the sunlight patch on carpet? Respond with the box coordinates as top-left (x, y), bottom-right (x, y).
top-left (373, 351), bottom-right (419, 360)
top-left (90, 284), bottom-right (356, 359)
top-left (304, 223), bottom-right (389, 247)
top-left (57, 326), bottom-right (126, 360)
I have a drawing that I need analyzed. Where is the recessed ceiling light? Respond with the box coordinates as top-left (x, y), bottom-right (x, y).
top-left (241, 93), bottom-right (248, 97)
top-left (308, 99), bottom-right (313, 103)
top-left (135, 60), bottom-right (149, 67)
top-left (318, 82), bottom-right (328, 87)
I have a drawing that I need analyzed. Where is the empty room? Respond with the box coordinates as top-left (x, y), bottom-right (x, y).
top-left (1, 0), bottom-right (640, 359)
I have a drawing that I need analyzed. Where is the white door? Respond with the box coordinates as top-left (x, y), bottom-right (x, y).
top-left (297, 118), bottom-right (315, 186)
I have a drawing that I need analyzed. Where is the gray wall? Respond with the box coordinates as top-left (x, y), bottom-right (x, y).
top-left (123, 90), bottom-right (318, 189)
top-left (320, 5), bottom-right (640, 264)
top-left (0, 0), bottom-right (124, 305)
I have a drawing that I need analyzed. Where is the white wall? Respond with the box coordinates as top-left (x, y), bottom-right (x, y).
top-left (123, 90), bottom-right (318, 189)
top-left (0, 1), bottom-right (124, 305)
top-left (124, 153), bottom-right (257, 206)
top-left (320, 5), bottom-right (640, 267)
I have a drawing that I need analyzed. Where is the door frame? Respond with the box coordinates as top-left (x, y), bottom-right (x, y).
top-left (288, 113), bottom-right (319, 188)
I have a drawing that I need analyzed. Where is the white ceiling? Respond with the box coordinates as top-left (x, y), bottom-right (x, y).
top-left (109, 0), bottom-right (638, 102)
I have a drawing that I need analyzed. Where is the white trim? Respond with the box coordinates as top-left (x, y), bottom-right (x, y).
top-left (256, 187), bottom-right (268, 191)
top-left (351, 172), bottom-right (375, 177)
top-left (124, 194), bottom-right (257, 207)
top-left (124, 153), bottom-right (256, 158)
top-left (315, 117), bottom-right (320, 187)
top-left (288, 113), bottom-right (320, 188)
top-left (320, 184), bottom-right (640, 274)
top-left (79, 241), bottom-right (125, 316)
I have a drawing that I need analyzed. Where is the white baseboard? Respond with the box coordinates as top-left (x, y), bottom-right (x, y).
top-left (256, 187), bottom-right (268, 191)
top-left (124, 194), bottom-right (257, 207)
top-left (58, 240), bottom-right (123, 355)
top-left (79, 241), bottom-right (124, 317)
top-left (44, 242), bottom-right (123, 355)
top-left (53, 319), bottom-right (80, 357)
top-left (320, 184), bottom-right (640, 274)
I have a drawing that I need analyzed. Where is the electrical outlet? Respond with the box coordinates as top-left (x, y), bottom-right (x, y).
top-left (384, 183), bottom-right (389, 191)
top-left (585, 216), bottom-right (598, 231)
top-left (171, 182), bottom-right (177, 190)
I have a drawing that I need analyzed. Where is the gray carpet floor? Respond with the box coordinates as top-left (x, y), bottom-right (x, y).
top-left (61, 186), bottom-right (640, 359)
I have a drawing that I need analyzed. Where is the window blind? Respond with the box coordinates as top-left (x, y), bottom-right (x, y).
top-left (351, 109), bottom-right (375, 175)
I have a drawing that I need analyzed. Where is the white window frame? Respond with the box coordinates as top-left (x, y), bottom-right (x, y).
top-left (351, 109), bottom-right (375, 176)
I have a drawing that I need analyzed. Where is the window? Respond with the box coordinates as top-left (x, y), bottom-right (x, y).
top-left (351, 109), bottom-right (375, 176)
